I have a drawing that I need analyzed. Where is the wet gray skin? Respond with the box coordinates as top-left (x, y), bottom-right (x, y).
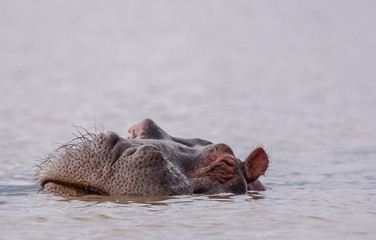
top-left (37, 119), bottom-right (269, 196)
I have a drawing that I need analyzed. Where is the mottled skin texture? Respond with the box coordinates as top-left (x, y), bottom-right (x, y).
top-left (37, 119), bottom-right (269, 196)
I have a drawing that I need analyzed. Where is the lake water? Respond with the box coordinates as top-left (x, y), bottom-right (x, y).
top-left (0, 1), bottom-right (375, 239)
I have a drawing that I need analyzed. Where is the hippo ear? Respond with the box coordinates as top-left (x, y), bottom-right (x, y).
top-left (244, 147), bottom-right (269, 183)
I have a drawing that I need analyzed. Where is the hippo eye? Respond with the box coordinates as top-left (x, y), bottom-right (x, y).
top-left (221, 158), bottom-right (235, 167)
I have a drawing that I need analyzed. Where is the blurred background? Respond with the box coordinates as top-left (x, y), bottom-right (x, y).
top-left (1, 0), bottom-right (375, 178)
top-left (0, 1), bottom-right (375, 238)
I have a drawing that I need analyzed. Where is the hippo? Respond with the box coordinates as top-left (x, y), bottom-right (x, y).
top-left (37, 119), bottom-right (269, 196)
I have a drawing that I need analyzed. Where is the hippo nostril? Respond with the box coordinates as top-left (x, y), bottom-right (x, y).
top-left (122, 146), bottom-right (138, 157)
top-left (132, 145), bottom-right (161, 157)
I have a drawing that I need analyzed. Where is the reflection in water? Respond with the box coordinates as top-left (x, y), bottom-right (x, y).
top-left (247, 192), bottom-right (265, 200)
top-left (207, 193), bottom-right (234, 201)
top-left (46, 191), bottom-right (267, 206)
top-left (56, 192), bottom-right (265, 205)
top-left (59, 194), bottom-right (176, 206)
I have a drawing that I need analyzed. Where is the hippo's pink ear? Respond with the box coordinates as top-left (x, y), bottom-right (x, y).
top-left (244, 147), bottom-right (269, 183)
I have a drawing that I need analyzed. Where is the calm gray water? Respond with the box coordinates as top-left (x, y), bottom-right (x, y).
top-left (1, 1), bottom-right (375, 239)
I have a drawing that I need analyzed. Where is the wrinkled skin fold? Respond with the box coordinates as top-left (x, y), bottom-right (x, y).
top-left (37, 119), bottom-right (269, 196)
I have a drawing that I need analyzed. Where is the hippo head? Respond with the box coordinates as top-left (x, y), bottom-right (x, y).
top-left (37, 119), bottom-right (269, 196)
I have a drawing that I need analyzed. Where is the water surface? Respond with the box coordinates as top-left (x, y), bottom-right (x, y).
top-left (0, 1), bottom-right (375, 239)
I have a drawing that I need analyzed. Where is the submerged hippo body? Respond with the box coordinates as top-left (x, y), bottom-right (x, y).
top-left (37, 119), bottom-right (269, 196)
